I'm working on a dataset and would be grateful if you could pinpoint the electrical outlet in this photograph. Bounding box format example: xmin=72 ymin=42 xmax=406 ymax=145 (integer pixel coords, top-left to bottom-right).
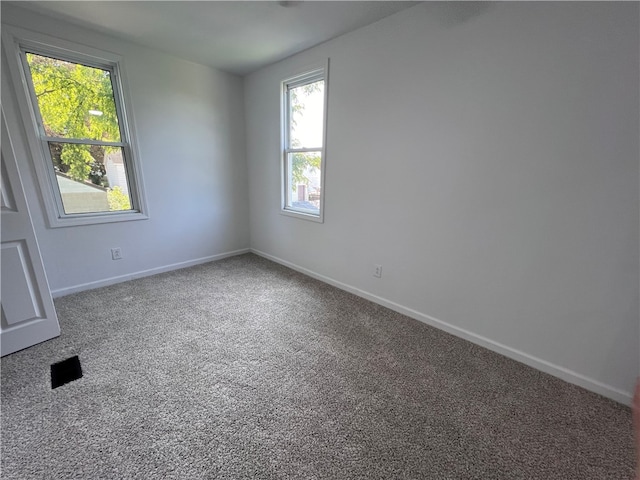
xmin=111 ymin=247 xmax=122 ymax=260
xmin=373 ymin=264 xmax=382 ymax=278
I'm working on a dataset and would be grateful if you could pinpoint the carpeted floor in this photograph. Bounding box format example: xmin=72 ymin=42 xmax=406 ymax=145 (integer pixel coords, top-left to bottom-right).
xmin=1 ymin=253 xmax=634 ymax=479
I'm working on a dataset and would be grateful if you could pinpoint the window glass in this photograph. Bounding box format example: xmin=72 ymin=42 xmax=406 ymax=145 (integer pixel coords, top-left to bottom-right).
xmin=26 ymin=53 xmax=121 ymax=142
xmin=286 ymin=151 xmax=322 ymax=214
xmin=25 ymin=52 xmax=132 ymax=214
xmin=288 ymin=80 xmax=324 ymax=149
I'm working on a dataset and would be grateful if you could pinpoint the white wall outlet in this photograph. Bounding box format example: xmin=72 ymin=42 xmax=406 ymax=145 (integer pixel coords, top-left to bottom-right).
xmin=373 ymin=264 xmax=382 ymax=278
xmin=111 ymin=247 xmax=122 ymax=260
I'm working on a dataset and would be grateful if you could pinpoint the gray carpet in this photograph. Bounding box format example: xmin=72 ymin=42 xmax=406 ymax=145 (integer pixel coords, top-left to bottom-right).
xmin=1 ymin=253 xmax=634 ymax=479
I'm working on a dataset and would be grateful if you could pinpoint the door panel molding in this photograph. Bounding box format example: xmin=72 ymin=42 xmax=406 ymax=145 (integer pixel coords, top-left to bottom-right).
xmin=1 ymin=240 xmax=44 ymax=325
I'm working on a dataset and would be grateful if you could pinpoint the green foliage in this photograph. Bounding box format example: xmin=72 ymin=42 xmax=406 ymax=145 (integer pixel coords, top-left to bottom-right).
xmin=26 ymin=53 xmax=120 ymax=183
xmin=60 ymin=144 xmax=93 ymax=180
xmin=291 ymin=152 xmax=321 ymax=188
xmin=107 ymin=186 xmax=131 ymax=211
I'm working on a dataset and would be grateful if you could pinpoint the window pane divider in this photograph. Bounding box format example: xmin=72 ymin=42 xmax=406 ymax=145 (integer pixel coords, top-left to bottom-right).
xmin=43 ymin=136 xmax=126 ymax=148
xmin=284 ymin=147 xmax=322 ymax=154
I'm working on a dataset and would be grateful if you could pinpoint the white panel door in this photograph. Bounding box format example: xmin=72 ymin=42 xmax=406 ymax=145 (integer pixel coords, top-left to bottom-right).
xmin=1 ymin=108 xmax=60 ymax=356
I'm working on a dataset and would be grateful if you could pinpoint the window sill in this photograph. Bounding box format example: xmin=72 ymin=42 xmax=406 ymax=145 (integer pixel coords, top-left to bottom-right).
xmin=280 ymin=208 xmax=324 ymax=223
xmin=48 ymin=210 xmax=149 ymax=228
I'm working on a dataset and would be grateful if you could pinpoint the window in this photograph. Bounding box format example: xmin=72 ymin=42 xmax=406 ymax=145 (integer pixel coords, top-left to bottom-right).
xmin=282 ymin=63 xmax=328 ymax=222
xmin=2 ymin=27 xmax=147 ymax=227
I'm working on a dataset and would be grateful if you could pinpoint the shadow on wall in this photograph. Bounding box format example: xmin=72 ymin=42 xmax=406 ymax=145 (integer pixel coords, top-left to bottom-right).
xmin=424 ymin=1 xmax=495 ymax=28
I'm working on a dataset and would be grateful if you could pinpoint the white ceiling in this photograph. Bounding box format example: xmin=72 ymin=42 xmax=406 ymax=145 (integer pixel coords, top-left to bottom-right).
xmin=10 ymin=1 xmax=419 ymax=75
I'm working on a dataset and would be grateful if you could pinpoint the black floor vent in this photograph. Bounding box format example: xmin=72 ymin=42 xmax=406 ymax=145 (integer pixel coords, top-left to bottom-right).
xmin=51 ymin=356 xmax=83 ymax=389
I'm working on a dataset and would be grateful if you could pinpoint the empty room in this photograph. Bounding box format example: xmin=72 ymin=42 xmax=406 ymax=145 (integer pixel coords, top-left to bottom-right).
xmin=1 ymin=1 xmax=638 ymax=478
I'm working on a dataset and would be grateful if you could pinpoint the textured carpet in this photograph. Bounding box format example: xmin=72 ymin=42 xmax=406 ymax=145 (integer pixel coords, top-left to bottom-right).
xmin=0 ymin=253 xmax=634 ymax=479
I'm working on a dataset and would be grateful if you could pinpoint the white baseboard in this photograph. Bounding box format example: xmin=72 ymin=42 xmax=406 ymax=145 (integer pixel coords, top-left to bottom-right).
xmin=51 ymin=248 xmax=251 ymax=298
xmin=251 ymin=248 xmax=632 ymax=406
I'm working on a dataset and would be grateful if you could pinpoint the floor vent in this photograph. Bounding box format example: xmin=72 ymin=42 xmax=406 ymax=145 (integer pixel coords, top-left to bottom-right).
xmin=51 ymin=356 xmax=83 ymax=389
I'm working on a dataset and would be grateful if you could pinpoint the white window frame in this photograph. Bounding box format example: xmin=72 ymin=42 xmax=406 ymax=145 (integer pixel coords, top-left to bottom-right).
xmin=2 ymin=25 xmax=148 ymax=228
xmin=281 ymin=60 xmax=329 ymax=223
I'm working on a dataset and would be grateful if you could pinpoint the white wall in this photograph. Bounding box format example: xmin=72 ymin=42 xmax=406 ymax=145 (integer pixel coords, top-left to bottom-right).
xmin=245 ymin=2 xmax=639 ymax=403
xmin=1 ymin=5 xmax=250 ymax=294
